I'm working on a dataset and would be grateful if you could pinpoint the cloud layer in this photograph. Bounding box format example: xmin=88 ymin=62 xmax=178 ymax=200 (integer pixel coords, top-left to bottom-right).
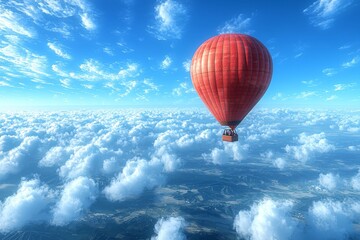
xmin=0 ymin=108 xmax=359 ymax=237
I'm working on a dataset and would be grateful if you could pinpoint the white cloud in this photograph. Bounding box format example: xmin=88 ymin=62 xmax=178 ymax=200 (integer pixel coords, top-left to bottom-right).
xmin=143 ymin=79 xmax=159 ymax=94
xmin=342 ymin=56 xmax=359 ymax=68
xmin=272 ymin=92 xmax=284 ymax=100
xmin=151 ymin=216 xmax=186 ymax=240
xmin=60 ymin=78 xmax=72 ymax=89
xmin=39 ymin=146 xmax=70 ymax=167
xmin=103 ymin=158 xmax=165 ymax=201
xmin=82 ymin=84 xmax=93 ymax=89
xmin=307 ymin=199 xmax=353 ymax=239
xmin=303 ymin=0 xmax=353 ymax=29
xmin=1 ymin=109 xmax=359 ymax=235
xmin=217 ymin=14 xmax=252 ymax=34
xmin=118 ymin=63 xmax=139 ymax=79
xmin=80 ymin=12 xmax=96 ymax=31
xmin=334 ymin=83 xmax=354 ymax=91
xmin=285 ymin=132 xmax=334 ymax=162
xmin=296 ymin=91 xmax=316 ymax=99
xmin=160 ymin=55 xmax=172 ymax=69
xmin=5 ymin=0 xmax=96 ymax=35
xmin=58 ymin=144 xmax=103 ymax=180
xmin=0 ymin=178 xmax=54 ymax=232
xmin=326 ymin=95 xmax=337 ymax=101
xmin=274 ymin=157 xmax=286 ymax=170
xmin=149 ymin=0 xmax=188 ymax=40
xmin=246 ymin=123 xmax=282 ymax=141
xmin=322 ymin=67 xmax=337 ymax=76
xmin=0 ymin=136 xmax=40 ymax=179
xmin=52 ymin=176 xmax=98 ymax=226
xmin=350 ymin=169 xmax=360 ymax=190
xmin=203 ymin=142 xmax=248 ymax=165
xmin=182 ymin=59 xmax=191 ymax=72
xmin=172 ymin=82 xmax=194 ymax=96
xmin=64 ymin=59 xmax=140 ymax=83
xmin=38 ymin=0 xmax=95 ymax=31
xmin=47 ymin=42 xmax=71 ymax=59
xmin=0 ymin=8 xmax=35 ymax=38
xmin=318 ymin=173 xmax=340 ymax=190
xmin=234 ymin=197 xmax=360 ymax=240
xmin=0 ymin=44 xmax=49 ymax=78
xmin=0 ymin=81 xmax=13 ymax=87
xmin=233 ymin=198 xmax=297 ymax=240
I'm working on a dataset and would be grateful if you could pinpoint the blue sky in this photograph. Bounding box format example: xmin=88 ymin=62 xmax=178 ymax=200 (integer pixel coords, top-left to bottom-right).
xmin=0 ymin=0 xmax=359 ymax=109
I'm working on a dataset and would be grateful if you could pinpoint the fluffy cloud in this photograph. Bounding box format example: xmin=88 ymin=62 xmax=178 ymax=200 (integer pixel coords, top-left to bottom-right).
xmin=285 ymin=132 xmax=334 ymax=162
xmin=203 ymin=142 xmax=248 ymax=165
xmin=235 ymin=197 xmax=360 ymax=240
xmin=260 ymin=151 xmax=286 ymax=170
xmin=233 ymin=198 xmax=297 ymax=240
xmin=0 ymin=136 xmax=41 ymax=179
xmin=273 ymin=157 xmax=286 ymax=170
xmin=151 ymin=216 xmax=186 ymax=240
xmin=52 ymin=176 xmax=98 ymax=226
xmin=148 ymin=0 xmax=188 ymax=40
xmin=307 ymin=200 xmax=354 ymax=239
xmin=103 ymin=158 xmax=165 ymax=201
xmin=58 ymin=143 xmax=102 ymax=180
xmin=350 ymin=169 xmax=360 ymax=190
xmin=318 ymin=172 xmax=340 ymax=190
xmin=38 ymin=146 xmax=70 ymax=167
xmin=0 ymin=178 xmax=54 ymax=233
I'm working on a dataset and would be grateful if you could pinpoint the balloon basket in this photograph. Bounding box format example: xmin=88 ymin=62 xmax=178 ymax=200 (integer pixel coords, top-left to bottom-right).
xmin=222 ymin=134 xmax=238 ymax=142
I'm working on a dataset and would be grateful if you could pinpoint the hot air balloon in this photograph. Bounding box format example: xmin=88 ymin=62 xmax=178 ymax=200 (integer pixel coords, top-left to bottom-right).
xmin=190 ymin=33 xmax=273 ymax=142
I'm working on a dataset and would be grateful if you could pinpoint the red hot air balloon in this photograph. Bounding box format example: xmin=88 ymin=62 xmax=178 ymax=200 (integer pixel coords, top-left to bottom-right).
xmin=190 ymin=34 xmax=273 ymax=142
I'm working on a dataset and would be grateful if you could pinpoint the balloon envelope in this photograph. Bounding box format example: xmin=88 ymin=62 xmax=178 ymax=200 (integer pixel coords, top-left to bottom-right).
xmin=190 ymin=34 xmax=273 ymax=130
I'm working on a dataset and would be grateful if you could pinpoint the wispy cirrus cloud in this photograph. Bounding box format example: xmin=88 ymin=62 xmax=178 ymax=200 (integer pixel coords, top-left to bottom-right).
xmin=342 ymin=56 xmax=359 ymax=68
xmin=47 ymin=42 xmax=71 ymax=59
xmin=80 ymin=12 xmax=96 ymax=31
xmin=322 ymin=67 xmax=337 ymax=76
xmin=0 ymin=81 xmax=13 ymax=87
xmin=52 ymin=59 xmax=140 ymax=82
xmin=0 ymin=7 xmax=35 ymax=38
xmin=148 ymin=0 xmax=188 ymax=40
xmin=334 ymin=83 xmax=355 ymax=91
xmin=217 ymin=14 xmax=252 ymax=34
xmin=5 ymin=0 xmax=96 ymax=34
xmin=326 ymin=95 xmax=337 ymax=101
xmin=0 ymin=44 xmax=49 ymax=78
xmin=303 ymin=0 xmax=353 ymax=29
xmin=296 ymin=91 xmax=316 ymax=99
